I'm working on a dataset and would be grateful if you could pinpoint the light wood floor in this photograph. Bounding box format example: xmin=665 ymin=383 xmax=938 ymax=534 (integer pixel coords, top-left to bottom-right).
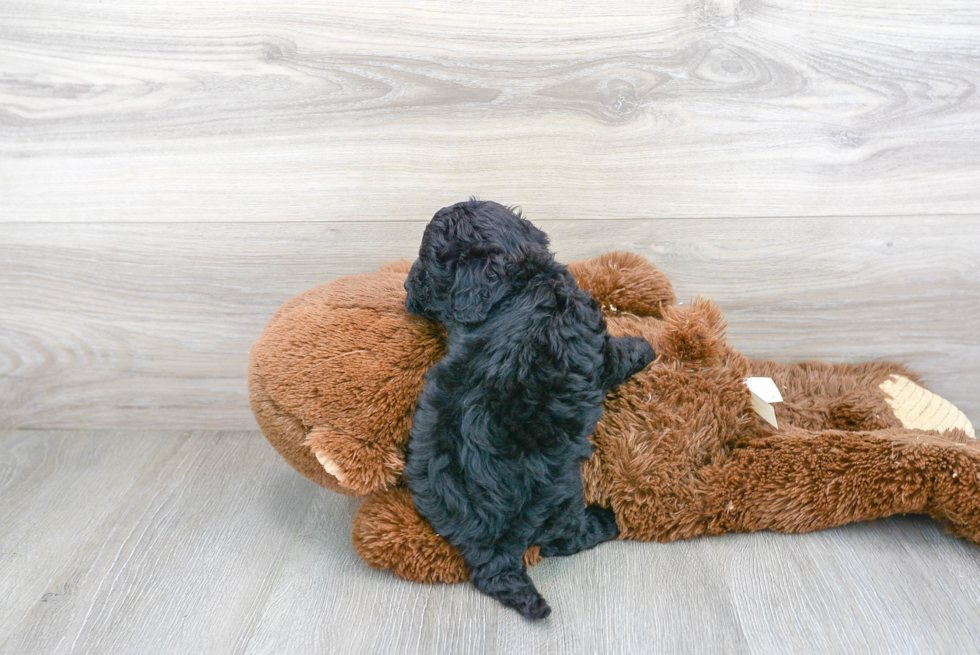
xmin=3 ymin=429 xmax=980 ymax=655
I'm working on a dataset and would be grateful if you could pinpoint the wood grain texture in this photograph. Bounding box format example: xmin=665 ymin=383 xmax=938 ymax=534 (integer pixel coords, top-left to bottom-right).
xmin=0 ymin=431 xmax=172 ymax=645
xmin=712 ymin=519 xmax=980 ymax=653
xmin=244 ymin=514 xmax=750 ymax=655
xmin=2 ymin=0 xmax=979 ymax=222
xmin=2 ymin=430 xmax=980 ymax=654
xmin=0 ymin=430 xmax=314 ymax=655
xmin=2 ymin=217 xmax=977 ymax=430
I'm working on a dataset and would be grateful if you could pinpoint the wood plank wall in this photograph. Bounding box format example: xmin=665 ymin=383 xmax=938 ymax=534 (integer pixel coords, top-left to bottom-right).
xmin=2 ymin=0 xmax=979 ymax=429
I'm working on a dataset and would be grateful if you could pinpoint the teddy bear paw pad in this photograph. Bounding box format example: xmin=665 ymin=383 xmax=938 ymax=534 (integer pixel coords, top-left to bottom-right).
xmin=880 ymin=375 xmax=975 ymax=438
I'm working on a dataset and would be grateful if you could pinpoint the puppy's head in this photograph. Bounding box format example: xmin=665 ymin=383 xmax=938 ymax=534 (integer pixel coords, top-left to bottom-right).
xmin=405 ymin=200 xmax=550 ymax=326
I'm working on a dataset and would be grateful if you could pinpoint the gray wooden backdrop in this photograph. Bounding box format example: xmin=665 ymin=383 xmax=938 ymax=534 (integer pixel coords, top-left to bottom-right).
xmin=2 ymin=0 xmax=979 ymax=430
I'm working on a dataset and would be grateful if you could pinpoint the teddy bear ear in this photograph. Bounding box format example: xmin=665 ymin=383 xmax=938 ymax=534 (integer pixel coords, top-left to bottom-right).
xmin=657 ymin=296 xmax=728 ymax=368
xmin=568 ymin=251 xmax=676 ymax=318
xmin=304 ymin=426 xmax=408 ymax=495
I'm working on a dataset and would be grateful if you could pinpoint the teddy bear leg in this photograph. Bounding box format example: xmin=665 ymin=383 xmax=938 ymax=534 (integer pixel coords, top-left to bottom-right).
xmin=877 ymin=373 xmax=976 ymax=438
xmin=696 ymin=426 xmax=980 ymax=546
xmin=748 ymin=360 xmax=975 ymax=438
xmin=351 ymin=487 xmax=543 ymax=585
xmin=351 ymin=487 xmax=469 ymax=584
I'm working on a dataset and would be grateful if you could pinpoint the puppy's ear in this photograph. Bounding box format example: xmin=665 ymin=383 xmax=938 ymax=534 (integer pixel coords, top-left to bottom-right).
xmin=449 ymin=255 xmax=508 ymax=325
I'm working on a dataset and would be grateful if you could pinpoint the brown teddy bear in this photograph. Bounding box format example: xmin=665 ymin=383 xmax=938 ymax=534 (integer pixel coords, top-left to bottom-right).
xmin=249 ymin=252 xmax=978 ymax=584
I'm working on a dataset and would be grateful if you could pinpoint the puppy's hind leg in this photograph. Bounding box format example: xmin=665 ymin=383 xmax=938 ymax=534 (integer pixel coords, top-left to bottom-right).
xmin=601 ymin=335 xmax=656 ymax=391
xmin=463 ymin=545 xmax=551 ymax=620
xmin=537 ymin=502 xmax=620 ymax=558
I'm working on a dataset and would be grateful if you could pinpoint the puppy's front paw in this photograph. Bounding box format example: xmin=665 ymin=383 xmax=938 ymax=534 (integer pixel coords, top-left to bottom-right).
xmin=586 ymin=504 xmax=620 ymax=542
xmin=623 ymin=336 xmax=656 ymax=377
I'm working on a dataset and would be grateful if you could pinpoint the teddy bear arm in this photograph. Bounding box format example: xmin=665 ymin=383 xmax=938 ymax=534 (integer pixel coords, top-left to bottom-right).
xmin=692 ymin=426 xmax=980 ymax=545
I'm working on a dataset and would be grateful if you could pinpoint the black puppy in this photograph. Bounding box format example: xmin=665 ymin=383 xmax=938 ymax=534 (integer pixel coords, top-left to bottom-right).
xmin=403 ymin=200 xmax=655 ymax=620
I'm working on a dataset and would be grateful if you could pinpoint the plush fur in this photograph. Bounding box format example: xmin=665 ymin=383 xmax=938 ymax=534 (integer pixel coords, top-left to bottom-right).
xmin=248 ymin=247 xmax=979 ymax=614
xmin=402 ymin=201 xmax=654 ymax=619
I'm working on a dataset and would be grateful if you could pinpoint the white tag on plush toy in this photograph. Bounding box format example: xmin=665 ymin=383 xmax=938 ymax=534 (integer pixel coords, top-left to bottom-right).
xmin=744 ymin=377 xmax=783 ymax=428
xmin=745 ymin=377 xmax=783 ymax=403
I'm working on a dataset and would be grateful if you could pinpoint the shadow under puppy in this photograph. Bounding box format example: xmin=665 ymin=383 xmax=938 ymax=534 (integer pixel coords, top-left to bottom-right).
xmin=404 ymin=200 xmax=656 ymax=619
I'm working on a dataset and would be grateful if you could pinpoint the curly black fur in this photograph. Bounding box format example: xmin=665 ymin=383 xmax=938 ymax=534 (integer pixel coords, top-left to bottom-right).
xmin=404 ymin=200 xmax=656 ymax=620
